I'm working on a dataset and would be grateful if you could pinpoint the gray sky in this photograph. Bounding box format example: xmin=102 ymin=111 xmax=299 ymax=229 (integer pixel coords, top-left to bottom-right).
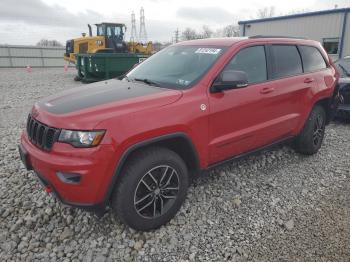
xmin=0 ymin=0 xmax=348 ymax=45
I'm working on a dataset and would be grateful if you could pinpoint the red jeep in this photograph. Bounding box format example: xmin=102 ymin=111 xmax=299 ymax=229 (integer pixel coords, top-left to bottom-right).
xmin=19 ymin=37 xmax=339 ymax=230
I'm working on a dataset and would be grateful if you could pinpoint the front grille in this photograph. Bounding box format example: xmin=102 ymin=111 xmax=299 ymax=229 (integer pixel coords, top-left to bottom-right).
xmin=78 ymin=42 xmax=88 ymax=53
xmin=65 ymin=39 xmax=74 ymax=54
xmin=26 ymin=115 xmax=60 ymax=151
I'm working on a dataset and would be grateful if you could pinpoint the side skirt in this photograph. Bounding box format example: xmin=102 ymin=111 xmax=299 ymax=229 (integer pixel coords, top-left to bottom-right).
xmin=201 ymin=136 xmax=294 ymax=174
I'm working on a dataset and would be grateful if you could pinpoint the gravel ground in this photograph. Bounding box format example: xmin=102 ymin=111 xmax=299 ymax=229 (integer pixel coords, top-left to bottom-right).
xmin=0 ymin=68 xmax=349 ymax=262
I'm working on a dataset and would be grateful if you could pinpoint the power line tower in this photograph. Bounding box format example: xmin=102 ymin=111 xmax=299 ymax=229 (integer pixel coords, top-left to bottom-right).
xmin=130 ymin=11 xmax=137 ymax=42
xmin=139 ymin=7 xmax=147 ymax=43
xmin=174 ymin=28 xmax=179 ymax=43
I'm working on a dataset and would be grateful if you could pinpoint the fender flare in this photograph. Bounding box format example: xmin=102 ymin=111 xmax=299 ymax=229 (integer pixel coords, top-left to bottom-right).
xmin=102 ymin=132 xmax=200 ymax=204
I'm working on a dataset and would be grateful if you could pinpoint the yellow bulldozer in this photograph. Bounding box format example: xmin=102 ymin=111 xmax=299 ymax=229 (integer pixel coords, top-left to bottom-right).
xmin=64 ymin=22 xmax=153 ymax=64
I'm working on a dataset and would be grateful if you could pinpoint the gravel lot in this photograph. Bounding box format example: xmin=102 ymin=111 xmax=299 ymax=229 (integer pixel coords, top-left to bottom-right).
xmin=0 ymin=68 xmax=349 ymax=261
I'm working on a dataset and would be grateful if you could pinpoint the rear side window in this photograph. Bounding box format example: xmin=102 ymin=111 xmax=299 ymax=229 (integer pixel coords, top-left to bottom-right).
xmin=299 ymin=45 xmax=327 ymax=72
xmin=225 ymin=46 xmax=267 ymax=84
xmin=271 ymin=45 xmax=303 ymax=79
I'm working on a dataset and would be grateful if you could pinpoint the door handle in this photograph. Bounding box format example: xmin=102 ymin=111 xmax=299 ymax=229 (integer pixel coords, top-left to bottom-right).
xmin=304 ymin=78 xmax=314 ymax=83
xmin=260 ymin=87 xmax=275 ymax=94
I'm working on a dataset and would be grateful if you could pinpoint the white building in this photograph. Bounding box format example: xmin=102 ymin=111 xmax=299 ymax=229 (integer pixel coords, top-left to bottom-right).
xmin=239 ymin=8 xmax=350 ymax=60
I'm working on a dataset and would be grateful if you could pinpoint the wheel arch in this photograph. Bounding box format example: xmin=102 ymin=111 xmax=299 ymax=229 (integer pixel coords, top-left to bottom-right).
xmin=103 ymin=132 xmax=200 ymax=204
xmin=314 ymin=97 xmax=334 ymax=125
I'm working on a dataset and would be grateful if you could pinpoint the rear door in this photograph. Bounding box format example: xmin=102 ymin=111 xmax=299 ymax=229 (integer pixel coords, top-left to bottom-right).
xmin=298 ymin=45 xmax=332 ymax=108
xmin=266 ymin=44 xmax=316 ymax=134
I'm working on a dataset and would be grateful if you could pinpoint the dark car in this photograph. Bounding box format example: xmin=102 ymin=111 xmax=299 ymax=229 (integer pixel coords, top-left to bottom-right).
xmin=334 ymin=56 xmax=350 ymax=118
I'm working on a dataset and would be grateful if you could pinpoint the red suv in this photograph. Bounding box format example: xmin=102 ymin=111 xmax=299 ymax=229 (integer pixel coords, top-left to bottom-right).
xmin=19 ymin=37 xmax=339 ymax=230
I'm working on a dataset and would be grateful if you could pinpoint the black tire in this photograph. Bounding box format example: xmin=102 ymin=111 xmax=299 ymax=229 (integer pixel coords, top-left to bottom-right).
xmin=294 ymin=105 xmax=326 ymax=155
xmin=111 ymin=147 xmax=189 ymax=231
xmin=73 ymin=75 xmax=81 ymax=81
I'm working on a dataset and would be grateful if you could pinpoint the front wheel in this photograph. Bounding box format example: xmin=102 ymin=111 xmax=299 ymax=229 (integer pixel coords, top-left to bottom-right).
xmin=111 ymin=147 xmax=189 ymax=231
xmin=294 ymin=105 xmax=326 ymax=155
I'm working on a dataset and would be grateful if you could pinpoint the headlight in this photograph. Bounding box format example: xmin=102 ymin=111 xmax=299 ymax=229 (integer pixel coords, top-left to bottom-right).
xmin=58 ymin=130 xmax=105 ymax=148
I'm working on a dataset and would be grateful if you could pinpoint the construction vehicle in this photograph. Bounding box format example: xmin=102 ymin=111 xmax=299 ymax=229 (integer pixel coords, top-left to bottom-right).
xmin=64 ymin=22 xmax=153 ymax=64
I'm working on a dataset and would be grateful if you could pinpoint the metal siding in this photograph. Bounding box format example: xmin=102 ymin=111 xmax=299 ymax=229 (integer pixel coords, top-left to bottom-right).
xmin=10 ymin=47 xmax=42 ymax=57
xmin=0 ymin=45 xmax=66 ymax=67
xmin=0 ymin=46 xmax=10 ymax=56
xmin=43 ymin=58 xmax=66 ymax=67
xmin=0 ymin=57 xmax=11 ymax=67
xmin=342 ymin=13 xmax=350 ymax=57
xmin=244 ymin=13 xmax=343 ymax=43
xmin=42 ymin=48 xmax=65 ymax=57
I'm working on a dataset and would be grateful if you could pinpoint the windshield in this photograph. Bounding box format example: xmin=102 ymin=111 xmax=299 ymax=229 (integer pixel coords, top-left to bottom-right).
xmin=126 ymin=45 xmax=226 ymax=89
xmin=335 ymin=58 xmax=350 ymax=78
xmin=97 ymin=25 xmax=104 ymax=36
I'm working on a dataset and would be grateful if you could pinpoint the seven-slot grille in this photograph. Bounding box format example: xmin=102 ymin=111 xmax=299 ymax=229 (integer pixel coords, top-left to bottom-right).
xmin=26 ymin=115 xmax=60 ymax=151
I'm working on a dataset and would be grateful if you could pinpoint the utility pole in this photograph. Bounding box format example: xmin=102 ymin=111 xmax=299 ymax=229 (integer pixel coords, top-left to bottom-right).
xmin=130 ymin=11 xmax=137 ymax=42
xmin=139 ymin=7 xmax=147 ymax=43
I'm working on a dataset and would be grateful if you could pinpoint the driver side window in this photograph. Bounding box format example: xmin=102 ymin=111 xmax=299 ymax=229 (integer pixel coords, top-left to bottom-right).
xmin=225 ymin=46 xmax=267 ymax=84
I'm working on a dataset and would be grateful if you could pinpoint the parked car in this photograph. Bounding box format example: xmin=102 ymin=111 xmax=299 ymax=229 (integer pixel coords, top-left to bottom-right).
xmin=334 ymin=56 xmax=350 ymax=118
xmin=19 ymin=37 xmax=339 ymax=231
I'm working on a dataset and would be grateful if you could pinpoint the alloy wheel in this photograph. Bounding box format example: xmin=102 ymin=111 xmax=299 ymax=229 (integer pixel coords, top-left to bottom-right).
xmin=313 ymin=114 xmax=324 ymax=146
xmin=134 ymin=165 xmax=180 ymax=219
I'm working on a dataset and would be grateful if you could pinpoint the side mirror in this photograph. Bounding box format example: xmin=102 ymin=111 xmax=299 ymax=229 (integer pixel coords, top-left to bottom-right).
xmin=211 ymin=70 xmax=248 ymax=93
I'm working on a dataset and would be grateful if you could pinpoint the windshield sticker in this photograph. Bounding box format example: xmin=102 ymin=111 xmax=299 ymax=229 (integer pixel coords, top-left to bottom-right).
xmin=195 ymin=48 xmax=221 ymax=55
xmin=177 ymin=79 xmax=191 ymax=86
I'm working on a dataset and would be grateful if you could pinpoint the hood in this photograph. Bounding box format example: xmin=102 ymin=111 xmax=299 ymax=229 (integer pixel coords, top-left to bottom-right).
xmin=38 ymin=79 xmax=179 ymax=114
xmin=33 ymin=79 xmax=182 ymax=129
xmin=338 ymin=77 xmax=350 ymax=84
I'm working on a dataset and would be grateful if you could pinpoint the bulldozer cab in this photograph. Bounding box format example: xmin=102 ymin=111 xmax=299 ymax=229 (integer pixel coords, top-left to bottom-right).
xmin=94 ymin=23 xmax=127 ymax=53
xmin=95 ymin=23 xmax=125 ymax=39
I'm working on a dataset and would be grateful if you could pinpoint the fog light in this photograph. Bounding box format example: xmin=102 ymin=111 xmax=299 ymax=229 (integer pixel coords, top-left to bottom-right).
xmin=56 ymin=172 xmax=81 ymax=184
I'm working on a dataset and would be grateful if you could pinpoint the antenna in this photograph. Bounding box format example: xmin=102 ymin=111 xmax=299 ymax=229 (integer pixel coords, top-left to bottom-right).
xmin=130 ymin=11 xmax=137 ymax=42
xmin=139 ymin=7 xmax=147 ymax=43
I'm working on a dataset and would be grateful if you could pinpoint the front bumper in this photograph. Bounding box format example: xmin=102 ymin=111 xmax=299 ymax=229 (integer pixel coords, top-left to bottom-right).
xmin=337 ymin=103 xmax=350 ymax=118
xmin=20 ymin=131 xmax=116 ymax=207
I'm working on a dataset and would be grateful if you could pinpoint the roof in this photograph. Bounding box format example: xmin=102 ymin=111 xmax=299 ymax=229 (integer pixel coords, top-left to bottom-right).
xmin=176 ymin=36 xmax=317 ymax=47
xmin=95 ymin=22 xmax=126 ymax=26
xmin=238 ymin=7 xmax=350 ymax=25
xmin=177 ymin=37 xmax=248 ymax=47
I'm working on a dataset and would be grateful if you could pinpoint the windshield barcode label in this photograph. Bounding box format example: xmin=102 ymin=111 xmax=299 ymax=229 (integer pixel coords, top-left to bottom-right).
xmin=195 ymin=48 xmax=221 ymax=54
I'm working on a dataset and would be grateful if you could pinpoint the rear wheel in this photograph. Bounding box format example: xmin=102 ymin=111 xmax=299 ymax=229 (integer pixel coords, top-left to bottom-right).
xmin=294 ymin=105 xmax=326 ymax=155
xmin=111 ymin=147 xmax=189 ymax=231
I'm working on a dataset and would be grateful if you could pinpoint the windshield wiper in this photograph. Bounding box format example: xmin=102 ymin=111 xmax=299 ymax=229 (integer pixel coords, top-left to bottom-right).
xmin=133 ymin=78 xmax=161 ymax=87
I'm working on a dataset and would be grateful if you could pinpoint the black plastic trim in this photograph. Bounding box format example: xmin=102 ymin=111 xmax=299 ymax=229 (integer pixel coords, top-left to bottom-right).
xmin=103 ymin=132 xmax=200 ymax=204
xmin=34 ymin=171 xmax=106 ymax=215
xmin=203 ymin=136 xmax=294 ymax=173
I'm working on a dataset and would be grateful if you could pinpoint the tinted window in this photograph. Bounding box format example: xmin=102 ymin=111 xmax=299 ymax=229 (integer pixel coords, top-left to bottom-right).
xmin=299 ymin=46 xmax=327 ymax=72
xmin=225 ymin=46 xmax=267 ymax=84
xmin=271 ymin=45 xmax=302 ymax=78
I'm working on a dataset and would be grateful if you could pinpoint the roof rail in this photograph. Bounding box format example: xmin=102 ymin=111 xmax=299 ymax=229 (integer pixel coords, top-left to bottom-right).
xmin=249 ymin=35 xmax=307 ymax=40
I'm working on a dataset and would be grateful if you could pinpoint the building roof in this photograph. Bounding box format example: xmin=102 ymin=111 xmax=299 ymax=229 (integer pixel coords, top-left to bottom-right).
xmin=238 ymin=7 xmax=350 ymax=25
